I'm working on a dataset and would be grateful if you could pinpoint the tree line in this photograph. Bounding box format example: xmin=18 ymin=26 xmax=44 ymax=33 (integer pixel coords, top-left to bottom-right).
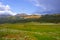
xmin=0 ymin=14 xmax=60 ymax=24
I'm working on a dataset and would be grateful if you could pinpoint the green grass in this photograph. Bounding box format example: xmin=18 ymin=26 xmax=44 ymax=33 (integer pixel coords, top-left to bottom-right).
xmin=0 ymin=22 xmax=60 ymax=40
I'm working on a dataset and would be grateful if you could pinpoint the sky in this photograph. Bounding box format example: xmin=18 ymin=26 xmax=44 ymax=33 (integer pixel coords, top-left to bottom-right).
xmin=0 ymin=0 xmax=60 ymax=15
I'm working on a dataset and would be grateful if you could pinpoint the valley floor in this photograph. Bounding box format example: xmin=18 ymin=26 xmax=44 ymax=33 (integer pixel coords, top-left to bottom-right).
xmin=0 ymin=22 xmax=60 ymax=40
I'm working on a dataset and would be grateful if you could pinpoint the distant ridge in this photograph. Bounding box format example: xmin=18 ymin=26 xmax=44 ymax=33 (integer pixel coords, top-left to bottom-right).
xmin=0 ymin=13 xmax=12 ymax=17
xmin=15 ymin=13 xmax=41 ymax=19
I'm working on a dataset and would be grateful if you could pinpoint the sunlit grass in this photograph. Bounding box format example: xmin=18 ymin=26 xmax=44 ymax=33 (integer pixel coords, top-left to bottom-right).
xmin=0 ymin=22 xmax=60 ymax=40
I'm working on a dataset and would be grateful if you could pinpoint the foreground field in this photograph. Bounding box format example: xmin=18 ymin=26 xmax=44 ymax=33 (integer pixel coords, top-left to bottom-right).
xmin=0 ymin=22 xmax=60 ymax=40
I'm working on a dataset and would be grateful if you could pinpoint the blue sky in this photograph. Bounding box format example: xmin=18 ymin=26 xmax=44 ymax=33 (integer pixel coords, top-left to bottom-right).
xmin=0 ymin=0 xmax=60 ymax=15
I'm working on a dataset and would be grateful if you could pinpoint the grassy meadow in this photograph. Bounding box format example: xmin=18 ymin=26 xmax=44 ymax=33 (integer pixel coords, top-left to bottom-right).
xmin=0 ymin=22 xmax=60 ymax=40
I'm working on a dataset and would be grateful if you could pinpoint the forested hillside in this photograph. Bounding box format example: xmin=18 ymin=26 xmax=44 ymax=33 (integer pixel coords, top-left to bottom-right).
xmin=0 ymin=13 xmax=60 ymax=24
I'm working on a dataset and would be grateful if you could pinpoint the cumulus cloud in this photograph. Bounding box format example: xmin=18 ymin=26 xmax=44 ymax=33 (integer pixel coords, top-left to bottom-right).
xmin=0 ymin=2 xmax=17 ymax=15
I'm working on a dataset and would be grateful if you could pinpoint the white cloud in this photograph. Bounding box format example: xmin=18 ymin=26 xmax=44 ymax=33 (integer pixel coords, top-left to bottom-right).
xmin=28 ymin=0 xmax=54 ymax=14
xmin=5 ymin=5 xmax=10 ymax=11
xmin=0 ymin=2 xmax=17 ymax=15
xmin=28 ymin=0 xmax=47 ymax=10
xmin=29 ymin=0 xmax=40 ymax=6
